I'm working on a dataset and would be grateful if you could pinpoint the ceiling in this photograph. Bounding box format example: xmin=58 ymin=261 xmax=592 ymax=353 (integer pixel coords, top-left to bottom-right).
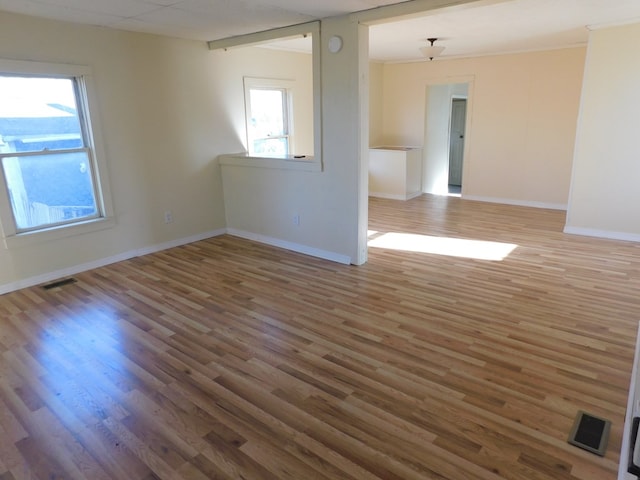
xmin=370 ymin=0 xmax=640 ymax=62
xmin=0 ymin=0 xmax=402 ymax=42
xmin=1 ymin=0 xmax=640 ymax=61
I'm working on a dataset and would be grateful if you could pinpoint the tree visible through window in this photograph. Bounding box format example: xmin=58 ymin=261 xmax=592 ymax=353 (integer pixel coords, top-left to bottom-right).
xmin=0 ymin=75 xmax=101 ymax=232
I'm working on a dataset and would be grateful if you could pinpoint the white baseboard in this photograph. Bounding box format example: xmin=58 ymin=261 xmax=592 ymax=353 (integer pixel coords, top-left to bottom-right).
xmin=464 ymin=195 xmax=568 ymax=211
xmin=369 ymin=191 xmax=422 ymax=201
xmin=0 ymin=228 xmax=226 ymax=295
xmin=563 ymin=226 xmax=640 ymax=243
xmin=369 ymin=192 xmax=406 ymax=200
xmin=133 ymin=228 xmax=226 ymax=257
xmin=226 ymin=228 xmax=352 ymax=265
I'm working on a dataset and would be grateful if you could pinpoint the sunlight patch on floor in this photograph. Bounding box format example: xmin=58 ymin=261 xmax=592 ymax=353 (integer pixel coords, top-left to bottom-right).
xmin=368 ymin=232 xmax=517 ymax=261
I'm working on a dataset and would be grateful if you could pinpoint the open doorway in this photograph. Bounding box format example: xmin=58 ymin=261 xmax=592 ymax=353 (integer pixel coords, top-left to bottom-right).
xmin=423 ymin=81 xmax=470 ymax=197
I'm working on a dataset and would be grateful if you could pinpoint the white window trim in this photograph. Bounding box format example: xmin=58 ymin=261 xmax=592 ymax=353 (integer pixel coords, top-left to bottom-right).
xmin=243 ymin=77 xmax=295 ymax=156
xmin=0 ymin=59 xmax=115 ymax=248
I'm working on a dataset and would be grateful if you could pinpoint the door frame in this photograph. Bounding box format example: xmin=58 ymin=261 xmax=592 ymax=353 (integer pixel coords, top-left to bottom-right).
xmin=422 ymin=75 xmax=474 ymax=196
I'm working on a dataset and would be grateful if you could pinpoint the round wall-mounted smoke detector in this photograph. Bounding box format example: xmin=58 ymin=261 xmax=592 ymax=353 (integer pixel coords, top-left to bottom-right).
xmin=328 ymin=35 xmax=343 ymax=53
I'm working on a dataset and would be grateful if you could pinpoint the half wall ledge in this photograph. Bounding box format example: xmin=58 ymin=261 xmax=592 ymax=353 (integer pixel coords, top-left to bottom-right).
xmin=218 ymin=153 xmax=322 ymax=172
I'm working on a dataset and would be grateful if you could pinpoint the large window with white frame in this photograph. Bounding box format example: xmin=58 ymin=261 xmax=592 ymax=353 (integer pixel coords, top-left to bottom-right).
xmin=0 ymin=60 xmax=111 ymax=239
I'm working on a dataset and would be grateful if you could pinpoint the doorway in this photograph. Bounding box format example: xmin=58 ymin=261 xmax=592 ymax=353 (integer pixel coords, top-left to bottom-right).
xmin=422 ymin=81 xmax=470 ymax=196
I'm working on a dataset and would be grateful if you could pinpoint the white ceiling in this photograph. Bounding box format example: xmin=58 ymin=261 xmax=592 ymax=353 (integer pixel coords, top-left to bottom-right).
xmin=1 ymin=0 xmax=640 ymax=61
xmin=370 ymin=0 xmax=640 ymax=62
xmin=0 ymin=0 xmax=402 ymax=42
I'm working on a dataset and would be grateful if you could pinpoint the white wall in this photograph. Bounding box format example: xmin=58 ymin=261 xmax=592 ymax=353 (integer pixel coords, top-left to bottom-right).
xmin=369 ymin=62 xmax=384 ymax=147
xmin=566 ymin=22 xmax=640 ymax=240
xmin=0 ymin=12 xmax=228 ymax=291
xmin=219 ymin=17 xmax=369 ymax=265
xmin=0 ymin=10 xmax=369 ymax=291
xmin=381 ymin=48 xmax=586 ymax=208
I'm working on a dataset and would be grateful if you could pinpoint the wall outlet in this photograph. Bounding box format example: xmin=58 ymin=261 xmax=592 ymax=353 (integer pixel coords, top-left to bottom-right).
xmin=164 ymin=210 xmax=173 ymax=224
xmin=293 ymin=214 xmax=300 ymax=226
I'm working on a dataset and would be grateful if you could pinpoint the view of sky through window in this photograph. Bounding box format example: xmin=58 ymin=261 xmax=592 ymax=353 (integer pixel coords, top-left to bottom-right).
xmin=0 ymin=75 xmax=98 ymax=231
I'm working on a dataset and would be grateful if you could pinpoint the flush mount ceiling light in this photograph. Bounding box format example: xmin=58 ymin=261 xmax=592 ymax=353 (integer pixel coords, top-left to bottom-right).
xmin=420 ymin=37 xmax=445 ymax=61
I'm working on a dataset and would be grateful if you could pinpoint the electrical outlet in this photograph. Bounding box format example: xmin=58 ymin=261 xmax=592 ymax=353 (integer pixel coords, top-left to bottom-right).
xmin=164 ymin=210 xmax=173 ymax=224
xmin=293 ymin=214 xmax=300 ymax=226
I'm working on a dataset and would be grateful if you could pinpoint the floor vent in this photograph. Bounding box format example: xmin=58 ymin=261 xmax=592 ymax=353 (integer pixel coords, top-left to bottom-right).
xmin=42 ymin=278 xmax=77 ymax=290
xmin=568 ymin=410 xmax=611 ymax=456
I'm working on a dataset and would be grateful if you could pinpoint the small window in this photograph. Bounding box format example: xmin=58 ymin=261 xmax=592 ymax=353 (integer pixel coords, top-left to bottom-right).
xmin=244 ymin=78 xmax=294 ymax=157
xmin=0 ymin=73 xmax=104 ymax=234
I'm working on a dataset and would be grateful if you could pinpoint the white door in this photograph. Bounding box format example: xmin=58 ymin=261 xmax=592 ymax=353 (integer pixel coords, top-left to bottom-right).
xmin=448 ymin=98 xmax=467 ymax=186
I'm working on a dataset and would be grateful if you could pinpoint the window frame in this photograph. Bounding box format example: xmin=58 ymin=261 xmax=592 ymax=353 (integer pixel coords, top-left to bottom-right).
xmin=243 ymin=77 xmax=295 ymax=157
xmin=0 ymin=59 xmax=114 ymax=246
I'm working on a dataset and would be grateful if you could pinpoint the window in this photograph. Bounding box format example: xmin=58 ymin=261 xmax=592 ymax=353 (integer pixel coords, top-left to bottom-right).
xmin=244 ymin=78 xmax=293 ymax=157
xmin=0 ymin=61 xmax=111 ymax=239
xmin=209 ymin=21 xmax=321 ymax=164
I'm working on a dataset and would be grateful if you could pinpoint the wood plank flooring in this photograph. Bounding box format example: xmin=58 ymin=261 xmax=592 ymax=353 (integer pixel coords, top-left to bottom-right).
xmin=1 ymin=194 xmax=639 ymax=479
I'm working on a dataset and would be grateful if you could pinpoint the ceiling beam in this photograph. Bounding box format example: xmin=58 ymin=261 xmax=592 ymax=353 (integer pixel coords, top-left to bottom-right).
xmin=207 ymin=21 xmax=319 ymax=50
xmin=351 ymin=0 xmax=511 ymax=25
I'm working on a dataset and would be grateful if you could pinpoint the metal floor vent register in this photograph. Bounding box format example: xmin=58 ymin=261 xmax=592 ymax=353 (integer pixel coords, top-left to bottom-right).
xmin=567 ymin=410 xmax=611 ymax=456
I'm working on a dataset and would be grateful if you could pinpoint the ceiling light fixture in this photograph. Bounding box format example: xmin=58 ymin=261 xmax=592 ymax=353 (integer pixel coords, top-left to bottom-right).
xmin=420 ymin=37 xmax=445 ymax=61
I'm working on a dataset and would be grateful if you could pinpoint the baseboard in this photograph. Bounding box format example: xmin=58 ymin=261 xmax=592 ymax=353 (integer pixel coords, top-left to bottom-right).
xmin=369 ymin=192 xmax=407 ymax=201
xmin=563 ymin=226 xmax=640 ymax=243
xmin=134 ymin=229 xmax=226 ymax=257
xmin=226 ymin=228 xmax=352 ymax=265
xmin=369 ymin=191 xmax=422 ymax=201
xmin=463 ymin=195 xmax=568 ymax=211
xmin=0 ymin=228 xmax=226 ymax=295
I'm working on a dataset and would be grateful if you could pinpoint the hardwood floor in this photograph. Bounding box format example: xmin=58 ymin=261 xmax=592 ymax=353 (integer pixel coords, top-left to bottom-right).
xmin=1 ymin=194 xmax=639 ymax=479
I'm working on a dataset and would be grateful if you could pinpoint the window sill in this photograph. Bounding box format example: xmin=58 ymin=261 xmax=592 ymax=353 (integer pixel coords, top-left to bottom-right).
xmin=218 ymin=153 xmax=322 ymax=172
xmin=3 ymin=216 xmax=116 ymax=249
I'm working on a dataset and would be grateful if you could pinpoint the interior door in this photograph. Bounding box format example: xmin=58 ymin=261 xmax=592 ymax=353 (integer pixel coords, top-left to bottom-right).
xmin=448 ymin=98 xmax=467 ymax=186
